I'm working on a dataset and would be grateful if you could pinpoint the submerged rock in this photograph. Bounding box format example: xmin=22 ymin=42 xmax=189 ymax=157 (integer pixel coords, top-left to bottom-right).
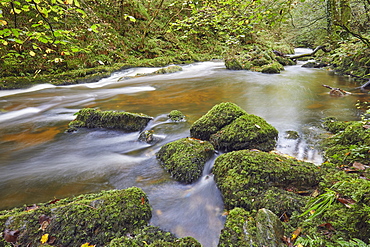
xmin=190 ymin=102 xmax=278 ymax=152
xmin=212 ymin=150 xmax=322 ymax=215
xmin=168 ymin=110 xmax=186 ymax=122
xmin=68 ymin=108 xmax=153 ymax=132
xmin=0 ymin=188 xmax=152 ymax=246
xmin=156 ymin=137 xmax=215 ymax=183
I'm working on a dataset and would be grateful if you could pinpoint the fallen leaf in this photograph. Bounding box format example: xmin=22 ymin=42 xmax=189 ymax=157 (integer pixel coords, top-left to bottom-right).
xmin=291 ymin=227 xmax=302 ymax=241
xmin=48 ymin=198 xmax=60 ymax=205
xmin=311 ymin=189 xmax=320 ymax=197
xmin=353 ymin=162 xmax=366 ymax=170
xmin=40 ymin=233 xmax=49 ymax=244
xmin=337 ymin=197 xmax=356 ymax=208
xmin=318 ymin=222 xmax=336 ymax=231
xmin=141 ymin=197 xmax=145 ymax=205
xmin=48 ymin=236 xmax=56 ymax=244
xmin=81 ymin=243 xmax=95 ymax=247
xmin=3 ymin=229 xmax=20 ymax=243
xmin=363 ymin=125 xmax=370 ymax=129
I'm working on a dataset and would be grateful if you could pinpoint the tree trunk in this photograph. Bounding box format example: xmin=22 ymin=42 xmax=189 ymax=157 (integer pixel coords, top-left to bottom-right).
xmin=288 ymin=46 xmax=331 ymax=59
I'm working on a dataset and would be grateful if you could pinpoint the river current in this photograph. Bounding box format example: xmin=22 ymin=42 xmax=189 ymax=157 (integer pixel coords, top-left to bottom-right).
xmin=1 ymin=49 xmax=369 ymax=246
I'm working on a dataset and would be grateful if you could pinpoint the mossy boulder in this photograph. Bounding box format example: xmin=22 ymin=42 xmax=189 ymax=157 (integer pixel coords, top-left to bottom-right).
xmin=322 ymin=118 xmax=370 ymax=165
xmin=152 ymin=65 xmax=183 ymax=74
xmin=190 ymin=102 xmax=278 ymax=152
xmin=0 ymin=188 xmax=152 ymax=247
xmin=68 ymin=108 xmax=153 ymax=132
xmin=261 ymin=62 xmax=285 ymax=74
xmin=168 ymin=110 xmax=185 ymax=122
xmin=156 ymin=138 xmax=215 ymax=183
xmin=212 ymin=150 xmax=322 ymax=216
xmin=218 ymin=207 xmax=285 ymax=247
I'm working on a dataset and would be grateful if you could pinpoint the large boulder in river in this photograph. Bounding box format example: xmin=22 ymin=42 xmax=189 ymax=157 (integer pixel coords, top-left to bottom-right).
xmin=0 ymin=188 xmax=152 ymax=246
xmin=190 ymin=102 xmax=278 ymax=152
xmin=68 ymin=108 xmax=153 ymax=132
xmin=212 ymin=150 xmax=322 ymax=216
xmin=156 ymin=138 xmax=215 ymax=184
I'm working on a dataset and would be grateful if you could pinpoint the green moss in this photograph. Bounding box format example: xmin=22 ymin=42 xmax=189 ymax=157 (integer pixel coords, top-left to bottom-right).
xmin=0 ymin=188 xmax=152 ymax=247
xmin=212 ymin=150 xmax=322 ymax=216
xmin=190 ymin=102 xmax=248 ymax=140
xmin=209 ymin=114 xmax=278 ymax=152
xmin=261 ymin=62 xmax=285 ymax=74
xmin=168 ymin=110 xmax=185 ymax=122
xmin=218 ymin=207 xmax=257 ymax=247
xmin=322 ymin=120 xmax=370 ymax=165
xmin=156 ymin=137 xmax=215 ymax=183
xmin=322 ymin=117 xmax=352 ymax=134
xmin=68 ymin=108 xmax=153 ymax=132
xmin=153 ymin=65 xmax=183 ymax=74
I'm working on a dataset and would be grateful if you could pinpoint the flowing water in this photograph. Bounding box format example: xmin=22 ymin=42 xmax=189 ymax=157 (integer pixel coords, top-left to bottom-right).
xmin=1 ymin=48 xmax=369 ymax=246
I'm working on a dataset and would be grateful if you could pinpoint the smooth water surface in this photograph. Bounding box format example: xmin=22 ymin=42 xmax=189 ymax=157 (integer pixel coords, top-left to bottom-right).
xmin=1 ymin=49 xmax=369 ymax=246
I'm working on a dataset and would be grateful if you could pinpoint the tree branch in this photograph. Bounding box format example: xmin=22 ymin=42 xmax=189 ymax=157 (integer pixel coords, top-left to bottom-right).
xmin=31 ymin=0 xmax=56 ymax=43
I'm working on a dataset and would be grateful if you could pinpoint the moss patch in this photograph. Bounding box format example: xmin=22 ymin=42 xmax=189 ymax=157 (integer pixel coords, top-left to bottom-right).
xmin=156 ymin=137 xmax=215 ymax=183
xmin=68 ymin=108 xmax=153 ymax=132
xmin=190 ymin=102 xmax=278 ymax=152
xmin=0 ymin=188 xmax=152 ymax=246
xmin=322 ymin=118 xmax=370 ymax=165
xmin=212 ymin=150 xmax=322 ymax=216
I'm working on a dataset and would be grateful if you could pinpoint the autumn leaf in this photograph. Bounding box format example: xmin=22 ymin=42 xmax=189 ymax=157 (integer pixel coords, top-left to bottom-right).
xmin=26 ymin=204 xmax=39 ymax=211
xmin=40 ymin=233 xmax=49 ymax=244
xmin=3 ymin=229 xmax=20 ymax=243
xmin=352 ymin=161 xmax=366 ymax=170
xmin=81 ymin=243 xmax=95 ymax=247
xmin=318 ymin=222 xmax=336 ymax=231
xmin=337 ymin=197 xmax=356 ymax=208
xmin=141 ymin=197 xmax=145 ymax=205
xmin=291 ymin=227 xmax=301 ymax=240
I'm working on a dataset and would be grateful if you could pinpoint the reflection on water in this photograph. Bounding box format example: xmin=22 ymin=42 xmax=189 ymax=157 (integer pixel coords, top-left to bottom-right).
xmin=0 ymin=57 xmax=369 ymax=246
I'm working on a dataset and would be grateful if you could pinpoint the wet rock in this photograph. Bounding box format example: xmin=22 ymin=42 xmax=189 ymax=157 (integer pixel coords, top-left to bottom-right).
xmin=0 ymin=188 xmax=152 ymax=246
xmin=261 ymin=61 xmax=285 ymax=74
xmin=67 ymin=108 xmax=153 ymax=132
xmin=212 ymin=150 xmax=322 ymax=216
xmin=152 ymin=65 xmax=183 ymax=74
xmin=156 ymin=137 xmax=215 ymax=184
xmin=168 ymin=110 xmax=185 ymax=122
xmin=255 ymin=208 xmax=285 ymax=247
xmin=284 ymin=130 xmax=300 ymax=139
xmin=190 ymin=102 xmax=278 ymax=152
xmin=139 ymin=130 xmax=155 ymax=143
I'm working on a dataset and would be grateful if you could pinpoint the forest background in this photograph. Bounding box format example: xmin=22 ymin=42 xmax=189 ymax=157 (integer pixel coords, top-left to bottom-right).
xmin=0 ymin=0 xmax=369 ymax=89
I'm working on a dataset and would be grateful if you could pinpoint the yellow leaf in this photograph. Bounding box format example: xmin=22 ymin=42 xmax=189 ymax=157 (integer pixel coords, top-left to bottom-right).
xmin=30 ymin=51 xmax=36 ymax=56
xmin=297 ymin=244 xmax=304 ymax=247
xmin=40 ymin=234 xmax=49 ymax=244
xmin=0 ymin=20 xmax=7 ymax=26
xmin=81 ymin=243 xmax=95 ymax=247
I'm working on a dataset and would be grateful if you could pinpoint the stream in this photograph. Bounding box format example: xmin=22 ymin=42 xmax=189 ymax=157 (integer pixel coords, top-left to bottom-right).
xmin=1 ymin=48 xmax=369 ymax=246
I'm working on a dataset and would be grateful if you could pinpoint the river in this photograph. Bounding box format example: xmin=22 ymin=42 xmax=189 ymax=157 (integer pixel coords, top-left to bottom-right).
xmin=1 ymin=49 xmax=369 ymax=246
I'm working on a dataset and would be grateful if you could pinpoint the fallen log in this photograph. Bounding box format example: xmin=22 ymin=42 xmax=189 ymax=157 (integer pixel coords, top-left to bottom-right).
xmin=322 ymin=84 xmax=351 ymax=96
xmin=355 ymin=79 xmax=370 ymax=90
xmin=288 ymin=46 xmax=331 ymax=60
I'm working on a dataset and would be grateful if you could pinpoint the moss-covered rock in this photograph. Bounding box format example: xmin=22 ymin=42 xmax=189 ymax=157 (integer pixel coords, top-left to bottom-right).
xmin=322 ymin=118 xmax=370 ymax=165
xmin=108 ymin=226 xmax=201 ymax=246
xmin=261 ymin=61 xmax=285 ymax=74
xmin=190 ymin=102 xmax=278 ymax=152
xmin=218 ymin=207 xmax=255 ymax=247
xmin=190 ymin=102 xmax=248 ymax=141
xmin=218 ymin=207 xmax=285 ymax=247
xmin=168 ymin=110 xmax=185 ymax=122
xmin=209 ymin=114 xmax=278 ymax=152
xmin=156 ymin=137 xmax=215 ymax=184
xmin=67 ymin=108 xmax=153 ymax=132
xmin=152 ymin=65 xmax=183 ymax=74
xmin=0 ymin=188 xmax=152 ymax=247
xmin=212 ymin=150 xmax=322 ymax=216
